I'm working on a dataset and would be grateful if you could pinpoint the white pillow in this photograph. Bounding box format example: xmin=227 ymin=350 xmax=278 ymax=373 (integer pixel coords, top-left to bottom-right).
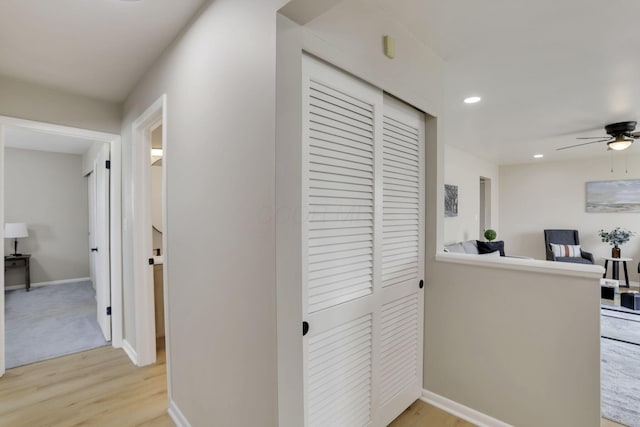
xmin=550 ymin=243 xmax=581 ymax=258
xmin=479 ymin=250 xmax=500 ymax=257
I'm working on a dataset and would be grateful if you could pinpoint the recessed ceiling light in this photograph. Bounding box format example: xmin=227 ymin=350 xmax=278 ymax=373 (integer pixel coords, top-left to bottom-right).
xmin=464 ymin=96 xmax=481 ymax=104
xmin=533 ymin=154 xmax=544 ymax=159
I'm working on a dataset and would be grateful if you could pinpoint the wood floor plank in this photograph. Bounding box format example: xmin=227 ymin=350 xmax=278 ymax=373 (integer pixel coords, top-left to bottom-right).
xmin=389 ymin=399 xmax=476 ymax=427
xmin=389 ymin=399 xmax=625 ymax=427
xmin=0 ymin=343 xmax=173 ymax=427
xmin=0 ymin=344 xmax=625 ymax=427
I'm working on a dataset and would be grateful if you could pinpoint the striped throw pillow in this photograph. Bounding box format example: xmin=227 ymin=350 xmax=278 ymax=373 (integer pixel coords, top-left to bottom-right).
xmin=550 ymin=243 xmax=581 ymax=258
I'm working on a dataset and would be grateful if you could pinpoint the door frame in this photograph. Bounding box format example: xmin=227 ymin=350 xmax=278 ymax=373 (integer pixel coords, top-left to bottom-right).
xmin=130 ymin=94 xmax=169 ymax=372
xmin=0 ymin=115 xmax=123 ymax=376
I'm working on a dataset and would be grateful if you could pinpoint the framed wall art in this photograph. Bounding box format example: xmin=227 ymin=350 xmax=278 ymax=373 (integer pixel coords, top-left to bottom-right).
xmin=586 ymin=179 xmax=640 ymax=213
xmin=445 ymin=184 xmax=458 ymax=217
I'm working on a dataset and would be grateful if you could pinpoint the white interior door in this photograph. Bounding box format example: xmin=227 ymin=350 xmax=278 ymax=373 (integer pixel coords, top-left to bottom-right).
xmin=376 ymin=94 xmax=425 ymax=424
xmin=94 ymin=143 xmax=111 ymax=341
xmin=88 ymin=171 xmax=97 ymax=290
xmin=302 ymin=55 xmax=425 ymax=427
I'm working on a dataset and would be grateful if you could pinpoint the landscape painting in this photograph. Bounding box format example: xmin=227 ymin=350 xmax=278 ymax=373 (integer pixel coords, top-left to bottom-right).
xmin=586 ymin=179 xmax=640 ymax=213
xmin=445 ymin=184 xmax=458 ymax=217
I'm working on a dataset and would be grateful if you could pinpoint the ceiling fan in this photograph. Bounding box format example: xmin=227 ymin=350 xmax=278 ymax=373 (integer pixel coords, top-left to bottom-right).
xmin=557 ymin=121 xmax=640 ymax=151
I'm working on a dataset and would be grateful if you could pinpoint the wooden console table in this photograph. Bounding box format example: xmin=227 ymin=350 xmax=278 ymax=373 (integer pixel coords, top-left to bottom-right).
xmin=602 ymin=256 xmax=632 ymax=288
xmin=4 ymin=254 xmax=31 ymax=291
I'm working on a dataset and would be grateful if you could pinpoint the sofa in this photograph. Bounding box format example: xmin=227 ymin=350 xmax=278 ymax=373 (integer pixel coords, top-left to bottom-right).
xmin=444 ymin=240 xmax=532 ymax=259
xmin=444 ymin=240 xmax=504 ymax=256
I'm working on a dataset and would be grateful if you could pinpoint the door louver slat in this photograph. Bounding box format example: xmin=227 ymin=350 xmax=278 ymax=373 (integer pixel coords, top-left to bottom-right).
xmin=307 ymin=79 xmax=375 ymax=313
xmin=380 ymin=293 xmax=418 ymax=405
xmin=382 ymin=115 xmax=420 ymax=288
xmin=307 ymin=315 xmax=372 ymax=427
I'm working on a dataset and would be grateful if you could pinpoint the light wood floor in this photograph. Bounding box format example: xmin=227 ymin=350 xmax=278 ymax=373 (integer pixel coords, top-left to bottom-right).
xmin=389 ymin=400 xmax=627 ymax=427
xmin=0 ymin=343 xmax=628 ymax=427
xmin=389 ymin=399 xmax=475 ymax=426
xmin=0 ymin=340 xmax=174 ymax=427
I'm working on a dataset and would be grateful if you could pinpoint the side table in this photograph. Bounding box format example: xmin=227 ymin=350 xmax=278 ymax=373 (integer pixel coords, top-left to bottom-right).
xmin=4 ymin=254 xmax=31 ymax=291
xmin=601 ymin=256 xmax=632 ymax=288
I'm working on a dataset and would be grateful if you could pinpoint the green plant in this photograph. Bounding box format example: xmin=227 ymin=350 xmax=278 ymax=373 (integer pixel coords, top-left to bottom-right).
xmin=484 ymin=229 xmax=497 ymax=241
xmin=598 ymin=227 xmax=634 ymax=247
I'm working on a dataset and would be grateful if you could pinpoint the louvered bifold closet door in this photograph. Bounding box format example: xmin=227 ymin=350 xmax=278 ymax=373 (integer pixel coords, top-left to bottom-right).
xmin=303 ymin=54 xmax=382 ymax=427
xmin=376 ymin=95 xmax=425 ymax=425
xmin=302 ymin=54 xmax=424 ymax=427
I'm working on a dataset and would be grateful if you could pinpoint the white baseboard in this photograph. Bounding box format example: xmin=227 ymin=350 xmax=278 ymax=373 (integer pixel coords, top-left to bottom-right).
xmin=169 ymin=400 xmax=192 ymax=427
xmin=421 ymin=389 xmax=512 ymax=427
xmin=122 ymin=339 xmax=139 ymax=366
xmin=4 ymin=277 xmax=91 ymax=291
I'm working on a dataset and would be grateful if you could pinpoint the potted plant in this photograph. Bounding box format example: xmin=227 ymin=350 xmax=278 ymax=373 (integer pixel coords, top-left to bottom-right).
xmin=598 ymin=227 xmax=634 ymax=258
xmin=484 ymin=229 xmax=497 ymax=242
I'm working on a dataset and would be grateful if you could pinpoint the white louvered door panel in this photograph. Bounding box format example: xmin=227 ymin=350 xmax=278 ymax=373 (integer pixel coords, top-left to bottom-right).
xmin=376 ymin=95 xmax=425 ymax=426
xmin=307 ymin=314 xmax=373 ymax=427
xmin=302 ymin=55 xmax=424 ymax=427
xmin=303 ymin=54 xmax=382 ymax=427
xmin=307 ymin=74 xmax=376 ymax=312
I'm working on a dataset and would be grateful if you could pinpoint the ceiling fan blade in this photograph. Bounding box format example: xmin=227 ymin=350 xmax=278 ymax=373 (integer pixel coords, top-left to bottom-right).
xmin=576 ymin=136 xmax=608 ymax=139
xmin=630 ymin=131 xmax=640 ymax=138
xmin=556 ymin=139 xmax=610 ymax=151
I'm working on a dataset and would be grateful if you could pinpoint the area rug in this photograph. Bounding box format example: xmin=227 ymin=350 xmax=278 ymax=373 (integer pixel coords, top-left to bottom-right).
xmin=601 ymin=306 xmax=640 ymax=427
xmin=602 ymin=309 xmax=640 ymax=346
xmin=5 ymin=280 xmax=109 ymax=369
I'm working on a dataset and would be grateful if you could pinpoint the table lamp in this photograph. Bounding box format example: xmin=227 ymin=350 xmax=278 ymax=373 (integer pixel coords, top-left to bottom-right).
xmin=4 ymin=223 xmax=28 ymax=256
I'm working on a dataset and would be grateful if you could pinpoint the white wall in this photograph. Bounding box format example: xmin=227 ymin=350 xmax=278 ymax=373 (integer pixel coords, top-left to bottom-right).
xmin=0 ymin=74 xmax=121 ymax=134
xmin=426 ymin=256 xmax=602 ymax=427
xmin=120 ymin=1 xmax=288 ymax=425
xmin=4 ymin=148 xmax=89 ymax=285
xmin=500 ymin=154 xmax=640 ymax=266
xmin=444 ymin=144 xmax=499 ymax=244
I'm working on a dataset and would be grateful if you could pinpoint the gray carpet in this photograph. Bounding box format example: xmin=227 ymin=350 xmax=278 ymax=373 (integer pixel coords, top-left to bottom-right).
xmin=5 ymin=280 xmax=109 ymax=369
xmin=602 ymin=307 xmax=640 ymax=427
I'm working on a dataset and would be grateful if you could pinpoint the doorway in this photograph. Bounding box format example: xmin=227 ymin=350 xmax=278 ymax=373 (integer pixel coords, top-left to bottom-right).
xmin=150 ymin=124 xmax=166 ymax=356
xmin=0 ymin=117 xmax=122 ymax=376
xmin=130 ymin=94 xmax=169 ymax=368
xmin=479 ymin=177 xmax=491 ymax=237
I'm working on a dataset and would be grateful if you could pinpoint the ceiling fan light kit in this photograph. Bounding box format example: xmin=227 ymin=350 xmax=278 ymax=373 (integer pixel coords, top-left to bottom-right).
xmin=607 ymin=135 xmax=633 ymax=151
xmin=557 ymin=121 xmax=640 ymax=151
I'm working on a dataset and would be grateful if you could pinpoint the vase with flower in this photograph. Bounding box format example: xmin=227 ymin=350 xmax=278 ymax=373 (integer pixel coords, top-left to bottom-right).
xmin=598 ymin=227 xmax=634 ymax=258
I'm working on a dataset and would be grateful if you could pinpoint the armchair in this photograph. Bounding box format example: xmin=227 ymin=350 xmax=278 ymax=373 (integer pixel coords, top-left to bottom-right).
xmin=544 ymin=229 xmax=594 ymax=264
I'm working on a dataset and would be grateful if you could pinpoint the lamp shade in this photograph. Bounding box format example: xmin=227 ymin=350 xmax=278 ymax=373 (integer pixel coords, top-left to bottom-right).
xmin=4 ymin=223 xmax=28 ymax=239
xmin=608 ymin=136 xmax=633 ymax=151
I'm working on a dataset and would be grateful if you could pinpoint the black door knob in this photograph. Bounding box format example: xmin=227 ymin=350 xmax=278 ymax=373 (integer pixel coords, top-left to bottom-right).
xmin=302 ymin=321 xmax=309 ymax=336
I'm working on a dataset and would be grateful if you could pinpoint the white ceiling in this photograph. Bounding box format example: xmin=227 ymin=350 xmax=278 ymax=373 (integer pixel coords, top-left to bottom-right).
xmin=5 ymin=127 xmax=97 ymax=155
xmin=374 ymin=0 xmax=640 ymax=165
xmin=0 ymin=0 xmax=206 ymax=102
xmin=1 ymin=1 xmax=639 ymax=164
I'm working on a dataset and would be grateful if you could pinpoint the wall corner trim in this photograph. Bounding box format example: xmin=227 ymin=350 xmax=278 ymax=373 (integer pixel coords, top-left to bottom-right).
xmin=168 ymin=400 xmax=192 ymax=427
xmin=421 ymin=389 xmax=513 ymax=427
xmin=121 ymin=339 xmax=138 ymax=366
